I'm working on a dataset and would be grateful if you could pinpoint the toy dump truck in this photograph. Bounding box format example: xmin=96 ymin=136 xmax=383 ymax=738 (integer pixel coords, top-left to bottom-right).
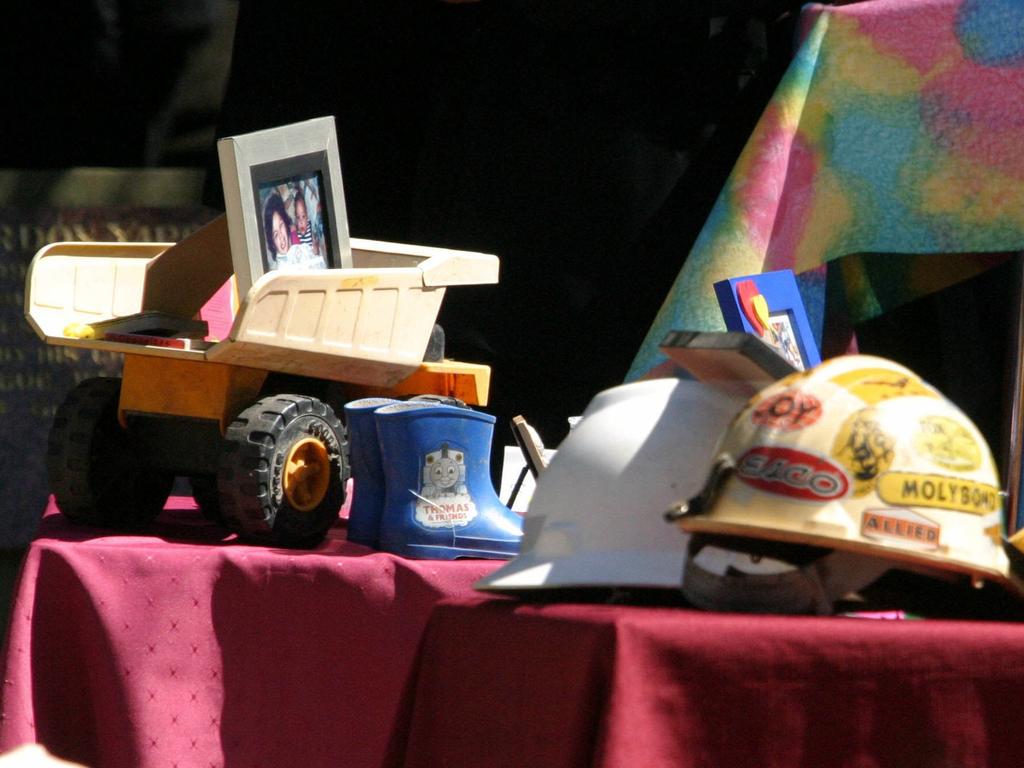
xmin=25 ymin=216 xmax=496 ymax=546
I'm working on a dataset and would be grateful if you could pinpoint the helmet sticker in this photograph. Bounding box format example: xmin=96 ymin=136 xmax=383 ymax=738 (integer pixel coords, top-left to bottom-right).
xmin=414 ymin=442 xmax=479 ymax=528
xmin=831 ymin=408 xmax=895 ymax=497
xmin=913 ymin=415 xmax=982 ymax=472
xmin=876 ymin=472 xmax=1000 ymax=515
xmin=736 ymin=446 xmax=850 ymax=501
xmin=861 ymin=508 xmax=940 ymax=550
xmin=830 ymin=368 xmax=938 ymax=404
xmin=751 ymin=391 xmax=823 ymax=431
xmin=742 ymin=369 xmax=811 ymax=414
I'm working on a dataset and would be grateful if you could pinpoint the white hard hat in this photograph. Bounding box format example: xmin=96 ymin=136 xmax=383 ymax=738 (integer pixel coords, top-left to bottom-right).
xmin=475 ymin=377 xmax=745 ymax=592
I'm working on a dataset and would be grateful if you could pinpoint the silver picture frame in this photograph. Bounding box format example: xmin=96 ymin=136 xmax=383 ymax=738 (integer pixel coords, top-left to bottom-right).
xmin=217 ymin=116 xmax=352 ymax=297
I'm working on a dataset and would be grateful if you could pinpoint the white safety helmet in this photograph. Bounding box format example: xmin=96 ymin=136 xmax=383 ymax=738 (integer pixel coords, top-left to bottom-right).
xmin=668 ymin=354 xmax=1024 ymax=613
xmin=475 ymin=377 xmax=745 ymax=592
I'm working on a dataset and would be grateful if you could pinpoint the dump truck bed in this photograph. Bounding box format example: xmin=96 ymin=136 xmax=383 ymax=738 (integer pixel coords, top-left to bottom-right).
xmin=25 ymin=235 xmax=498 ymax=389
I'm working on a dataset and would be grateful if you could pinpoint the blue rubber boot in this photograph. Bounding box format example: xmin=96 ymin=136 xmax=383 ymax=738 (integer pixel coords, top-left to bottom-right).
xmin=375 ymin=401 xmax=523 ymax=559
xmin=343 ymin=397 xmax=399 ymax=547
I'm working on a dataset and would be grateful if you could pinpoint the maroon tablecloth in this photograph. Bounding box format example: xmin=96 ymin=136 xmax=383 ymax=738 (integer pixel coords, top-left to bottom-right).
xmin=0 ymin=498 xmax=499 ymax=768
xmin=394 ymin=597 xmax=1024 ymax=768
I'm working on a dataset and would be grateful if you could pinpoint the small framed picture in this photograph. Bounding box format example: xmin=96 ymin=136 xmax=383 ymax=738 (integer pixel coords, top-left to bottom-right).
xmin=217 ymin=116 xmax=352 ymax=297
xmin=714 ymin=269 xmax=821 ymax=371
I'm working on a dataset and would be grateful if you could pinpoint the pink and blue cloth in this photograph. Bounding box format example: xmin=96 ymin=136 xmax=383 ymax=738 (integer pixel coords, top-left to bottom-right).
xmin=630 ymin=0 xmax=1024 ymax=379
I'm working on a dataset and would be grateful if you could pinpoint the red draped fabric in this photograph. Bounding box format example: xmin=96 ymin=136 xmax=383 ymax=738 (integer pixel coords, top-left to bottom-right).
xmin=395 ymin=597 xmax=1024 ymax=768
xmin=0 ymin=499 xmax=499 ymax=768
xmin=6 ymin=502 xmax=1024 ymax=767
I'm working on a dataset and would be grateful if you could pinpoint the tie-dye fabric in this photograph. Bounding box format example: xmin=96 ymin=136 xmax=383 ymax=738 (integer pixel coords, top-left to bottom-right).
xmin=629 ymin=0 xmax=1024 ymax=380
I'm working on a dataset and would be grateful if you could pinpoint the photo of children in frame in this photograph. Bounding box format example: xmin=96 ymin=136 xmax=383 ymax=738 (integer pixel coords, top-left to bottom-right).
xmin=258 ymin=171 xmax=329 ymax=272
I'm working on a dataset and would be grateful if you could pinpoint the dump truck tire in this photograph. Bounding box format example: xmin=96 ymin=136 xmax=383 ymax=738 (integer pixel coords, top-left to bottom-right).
xmin=46 ymin=377 xmax=173 ymax=528
xmin=218 ymin=394 xmax=348 ymax=547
